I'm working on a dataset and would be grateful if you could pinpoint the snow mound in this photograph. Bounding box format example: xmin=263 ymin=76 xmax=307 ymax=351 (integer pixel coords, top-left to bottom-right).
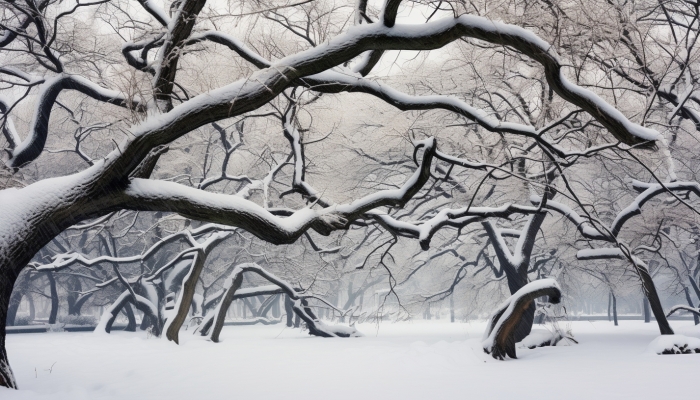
xmin=518 ymin=329 xmax=562 ymax=349
xmin=647 ymin=334 xmax=700 ymax=355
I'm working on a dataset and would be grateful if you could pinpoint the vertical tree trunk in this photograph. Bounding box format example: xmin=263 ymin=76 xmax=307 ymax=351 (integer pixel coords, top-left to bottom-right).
xmin=272 ymin=294 xmax=280 ymax=318
xmin=504 ymin=270 xmax=535 ymax=342
xmin=607 ymin=292 xmax=612 ymax=321
xmin=123 ymin=303 xmax=137 ymax=332
xmin=210 ymin=273 xmax=244 ymax=343
xmin=0 ymin=273 xmax=19 ymax=388
xmin=285 ymin=295 xmax=294 ymax=327
xmin=612 ymin=293 xmax=618 ymax=326
xmin=5 ymin=289 xmax=22 ymax=327
xmin=66 ymin=277 xmax=82 ymax=315
xmin=46 ymin=273 xmax=59 ymax=325
xmin=450 ymin=294 xmax=455 ymax=323
xmin=643 ymin=297 xmax=650 ymax=323
xmin=27 ymin=295 xmax=34 ymax=322
xmin=638 ymin=269 xmax=673 ymax=334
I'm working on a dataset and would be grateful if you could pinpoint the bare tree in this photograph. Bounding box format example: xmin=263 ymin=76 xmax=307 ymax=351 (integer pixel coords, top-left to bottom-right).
xmin=0 ymin=0 xmax=673 ymax=388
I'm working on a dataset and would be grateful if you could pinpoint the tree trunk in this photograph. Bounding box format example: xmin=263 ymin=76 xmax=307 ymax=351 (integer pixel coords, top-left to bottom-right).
xmin=45 ymin=273 xmax=59 ymax=325
xmin=209 ymin=273 xmax=244 ymax=343
xmin=643 ymin=297 xmax=650 ymax=323
xmin=638 ymin=269 xmax=673 ymax=334
xmin=272 ymin=294 xmax=280 ymax=318
xmin=607 ymin=292 xmax=611 ymax=322
xmin=0 ymin=276 xmax=18 ymax=388
xmin=285 ymin=295 xmax=294 ymax=327
xmin=450 ymin=294 xmax=455 ymax=323
xmin=123 ymin=303 xmax=137 ymax=332
xmin=503 ymin=271 xmax=535 ymax=342
xmin=27 ymin=295 xmax=34 ymax=322
xmin=484 ymin=282 xmax=561 ymax=360
xmin=612 ymin=293 xmax=618 ymax=326
xmin=5 ymin=288 xmax=22 ymax=327
xmin=66 ymin=277 xmax=82 ymax=315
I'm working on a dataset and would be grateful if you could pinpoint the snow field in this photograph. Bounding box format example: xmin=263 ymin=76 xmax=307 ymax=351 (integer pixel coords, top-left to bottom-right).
xmin=3 ymin=320 xmax=699 ymax=399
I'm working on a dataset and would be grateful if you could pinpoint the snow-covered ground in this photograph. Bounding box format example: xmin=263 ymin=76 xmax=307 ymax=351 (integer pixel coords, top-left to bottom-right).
xmin=3 ymin=320 xmax=699 ymax=399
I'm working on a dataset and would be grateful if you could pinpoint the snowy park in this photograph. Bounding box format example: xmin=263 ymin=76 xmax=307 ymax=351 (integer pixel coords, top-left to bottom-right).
xmin=4 ymin=321 xmax=700 ymax=399
xmin=2 ymin=0 xmax=700 ymax=397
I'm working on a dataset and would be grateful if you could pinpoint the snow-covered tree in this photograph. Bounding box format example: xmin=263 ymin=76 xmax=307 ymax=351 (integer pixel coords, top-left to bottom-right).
xmin=0 ymin=0 xmax=679 ymax=388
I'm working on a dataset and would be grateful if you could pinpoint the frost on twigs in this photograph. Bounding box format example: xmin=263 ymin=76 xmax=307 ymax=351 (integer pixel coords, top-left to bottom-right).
xmin=482 ymin=279 xmax=562 ymax=360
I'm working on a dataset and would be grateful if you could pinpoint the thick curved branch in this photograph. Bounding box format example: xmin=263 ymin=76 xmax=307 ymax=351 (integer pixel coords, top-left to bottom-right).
xmin=482 ymin=279 xmax=562 ymax=360
xmin=153 ymin=0 xmax=207 ymax=111
xmin=6 ymin=74 xmax=143 ymax=168
xmin=15 ymin=14 xmax=658 ymax=173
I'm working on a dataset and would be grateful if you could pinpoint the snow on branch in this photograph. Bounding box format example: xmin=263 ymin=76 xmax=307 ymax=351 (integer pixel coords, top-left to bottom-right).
xmin=540 ymin=180 xmax=700 ymax=244
xmin=6 ymin=74 xmax=144 ymax=168
xmin=116 ymin=136 xmax=434 ymax=245
xmin=122 ymin=178 xmax=348 ymax=244
xmin=136 ymin=0 xmax=171 ymax=26
xmin=372 ymin=201 xmax=539 ymax=250
xmin=277 ymin=15 xmax=659 ymax=146
xmin=10 ymin=13 xmax=657 ymax=172
xmin=203 ymin=263 xmax=361 ymax=342
xmin=482 ymin=279 xmax=562 ymax=360
xmin=186 ymin=31 xmax=271 ymax=69
xmin=666 ymin=305 xmax=700 ymax=318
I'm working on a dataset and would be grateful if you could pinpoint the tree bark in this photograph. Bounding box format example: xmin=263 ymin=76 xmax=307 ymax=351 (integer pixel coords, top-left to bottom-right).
xmin=484 ymin=283 xmax=562 ymax=360
xmin=612 ymin=293 xmax=618 ymax=326
xmin=285 ymin=295 xmax=294 ymax=327
xmin=643 ymin=297 xmax=651 ymax=323
xmin=46 ymin=273 xmax=59 ymax=325
xmin=638 ymin=269 xmax=673 ymax=334
xmin=66 ymin=276 xmax=82 ymax=315
xmin=0 ymin=279 xmax=17 ymax=388
xmin=123 ymin=303 xmax=137 ymax=332
xmin=209 ymin=273 xmax=244 ymax=343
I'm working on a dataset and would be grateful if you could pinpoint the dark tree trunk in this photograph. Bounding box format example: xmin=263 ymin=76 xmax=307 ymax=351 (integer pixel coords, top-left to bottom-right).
xmin=5 ymin=287 xmax=23 ymax=327
xmin=140 ymin=314 xmax=152 ymax=331
xmin=484 ymin=284 xmax=562 ymax=360
xmin=504 ymin=270 xmax=535 ymax=342
xmin=6 ymin=271 xmax=32 ymax=326
xmin=123 ymin=303 xmax=137 ymax=332
xmin=612 ymin=293 xmax=618 ymax=326
xmin=607 ymin=292 xmax=612 ymax=322
xmin=285 ymin=295 xmax=294 ymax=327
xmin=45 ymin=273 xmax=59 ymax=325
xmin=272 ymin=294 xmax=280 ymax=318
xmin=638 ymin=269 xmax=673 ymax=334
xmin=27 ymin=295 xmax=34 ymax=322
xmin=71 ymin=293 xmax=93 ymax=317
xmin=66 ymin=277 xmax=82 ymax=315
xmin=210 ymin=273 xmax=244 ymax=343
xmin=0 ymin=275 xmax=18 ymax=388
xmin=643 ymin=297 xmax=651 ymax=323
